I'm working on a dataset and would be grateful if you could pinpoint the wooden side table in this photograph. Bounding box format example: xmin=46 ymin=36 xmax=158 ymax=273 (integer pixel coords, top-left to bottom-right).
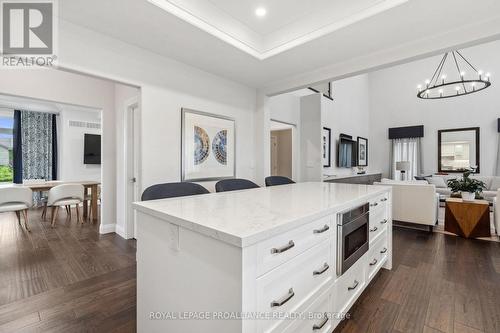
xmin=444 ymin=198 xmax=491 ymax=238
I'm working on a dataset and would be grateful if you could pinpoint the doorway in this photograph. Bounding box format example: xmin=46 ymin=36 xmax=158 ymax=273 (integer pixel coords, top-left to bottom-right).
xmin=125 ymin=99 xmax=140 ymax=239
xmin=270 ymin=121 xmax=294 ymax=178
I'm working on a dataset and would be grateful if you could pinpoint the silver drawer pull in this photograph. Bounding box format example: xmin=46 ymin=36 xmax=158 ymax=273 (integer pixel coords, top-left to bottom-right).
xmin=370 ymin=259 xmax=378 ymax=266
xmin=380 ymin=198 xmax=388 ymax=202
xmin=370 ymin=227 xmax=378 ymax=232
xmin=348 ymin=280 xmax=359 ymax=291
xmin=270 ymin=288 xmax=295 ymax=308
xmin=313 ymin=224 xmax=330 ymax=234
xmin=271 ymin=240 xmax=295 ymax=254
xmin=380 ymin=247 xmax=388 ymax=254
xmin=380 ymin=219 xmax=388 ymax=225
xmin=370 ymin=202 xmax=378 ymax=207
xmin=313 ymin=263 xmax=330 ymax=276
xmin=312 ymin=314 xmax=329 ymax=330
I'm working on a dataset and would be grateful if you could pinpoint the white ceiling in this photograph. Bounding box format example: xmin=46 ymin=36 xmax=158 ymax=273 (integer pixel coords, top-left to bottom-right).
xmin=59 ymin=0 xmax=500 ymax=90
xmin=147 ymin=0 xmax=408 ymax=58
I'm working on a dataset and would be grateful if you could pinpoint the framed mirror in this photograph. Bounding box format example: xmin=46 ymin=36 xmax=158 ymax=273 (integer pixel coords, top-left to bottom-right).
xmin=438 ymin=127 xmax=480 ymax=173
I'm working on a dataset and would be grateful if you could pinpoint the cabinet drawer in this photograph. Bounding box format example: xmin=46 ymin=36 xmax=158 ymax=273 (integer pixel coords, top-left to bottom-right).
xmin=366 ymin=236 xmax=388 ymax=281
xmin=285 ymin=288 xmax=334 ymax=333
xmin=256 ymin=216 xmax=332 ymax=276
xmin=368 ymin=210 xmax=387 ymax=244
xmin=257 ymin=240 xmax=333 ymax=333
xmin=369 ymin=193 xmax=388 ymax=216
xmin=334 ymin=258 xmax=366 ymax=315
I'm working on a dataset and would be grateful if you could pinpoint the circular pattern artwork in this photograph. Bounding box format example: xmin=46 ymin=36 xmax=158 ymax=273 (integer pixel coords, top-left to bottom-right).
xmin=212 ymin=130 xmax=227 ymax=165
xmin=194 ymin=126 xmax=209 ymax=165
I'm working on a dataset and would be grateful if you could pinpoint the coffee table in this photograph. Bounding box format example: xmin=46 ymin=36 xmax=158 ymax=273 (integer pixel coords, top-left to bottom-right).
xmin=444 ymin=198 xmax=491 ymax=238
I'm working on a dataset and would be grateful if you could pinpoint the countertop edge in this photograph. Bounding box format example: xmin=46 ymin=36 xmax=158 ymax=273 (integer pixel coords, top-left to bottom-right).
xmin=133 ymin=185 xmax=392 ymax=248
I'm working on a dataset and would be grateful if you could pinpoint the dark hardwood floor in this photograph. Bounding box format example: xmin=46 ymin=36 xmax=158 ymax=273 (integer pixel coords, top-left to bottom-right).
xmin=1 ymin=210 xmax=500 ymax=333
xmin=334 ymin=227 xmax=500 ymax=333
xmin=0 ymin=208 xmax=137 ymax=332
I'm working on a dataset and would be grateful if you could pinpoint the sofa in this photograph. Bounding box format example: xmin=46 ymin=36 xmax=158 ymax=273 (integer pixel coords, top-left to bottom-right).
xmin=426 ymin=175 xmax=500 ymax=201
xmin=374 ymin=179 xmax=439 ymax=231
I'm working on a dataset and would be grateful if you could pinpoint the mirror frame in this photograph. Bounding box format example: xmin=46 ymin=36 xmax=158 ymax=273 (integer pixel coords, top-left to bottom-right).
xmin=438 ymin=127 xmax=480 ymax=173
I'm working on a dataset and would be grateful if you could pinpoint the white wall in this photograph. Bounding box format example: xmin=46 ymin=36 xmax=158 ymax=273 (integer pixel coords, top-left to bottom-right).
xmin=300 ymin=94 xmax=322 ymax=181
xmin=0 ymin=68 xmax=118 ymax=233
xmin=322 ymin=74 xmax=371 ymax=176
xmin=55 ymin=20 xmax=257 ymax=236
xmin=369 ymin=40 xmax=500 ymax=177
xmin=58 ymin=108 xmax=102 ymax=182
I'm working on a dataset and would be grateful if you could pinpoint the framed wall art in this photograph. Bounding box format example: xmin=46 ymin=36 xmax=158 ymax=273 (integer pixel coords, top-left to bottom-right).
xmin=181 ymin=108 xmax=235 ymax=181
xmin=357 ymin=136 xmax=368 ymax=167
xmin=322 ymin=127 xmax=331 ymax=167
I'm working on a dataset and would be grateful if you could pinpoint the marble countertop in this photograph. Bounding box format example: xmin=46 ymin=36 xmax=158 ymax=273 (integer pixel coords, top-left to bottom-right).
xmin=133 ymin=182 xmax=390 ymax=248
xmin=323 ymin=172 xmax=382 ymax=181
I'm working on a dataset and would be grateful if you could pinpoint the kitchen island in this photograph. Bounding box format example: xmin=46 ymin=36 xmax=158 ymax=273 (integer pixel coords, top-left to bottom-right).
xmin=133 ymin=182 xmax=392 ymax=333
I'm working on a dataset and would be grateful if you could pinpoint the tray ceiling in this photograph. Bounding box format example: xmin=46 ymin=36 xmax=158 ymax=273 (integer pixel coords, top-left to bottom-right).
xmin=147 ymin=0 xmax=409 ymax=59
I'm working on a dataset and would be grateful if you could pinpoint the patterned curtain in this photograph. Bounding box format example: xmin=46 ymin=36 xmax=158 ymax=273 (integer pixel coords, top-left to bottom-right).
xmin=20 ymin=111 xmax=57 ymax=204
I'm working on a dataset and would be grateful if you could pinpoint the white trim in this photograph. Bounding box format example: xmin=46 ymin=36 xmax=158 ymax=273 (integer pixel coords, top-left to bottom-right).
xmin=147 ymin=0 xmax=408 ymax=60
xmin=115 ymin=224 xmax=126 ymax=239
xmin=99 ymin=223 xmax=116 ymax=234
xmin=123 ymin=96 xmax=141 ymax=239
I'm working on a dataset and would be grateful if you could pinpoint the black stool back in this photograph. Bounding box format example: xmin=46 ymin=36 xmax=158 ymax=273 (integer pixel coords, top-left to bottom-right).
xmin=141 ymin=182 xmax=209 ymax=201
xmin=215 ymin=179 xmax=260 ymax=193
xmin=265 ymin=176 xmax=295 ymax=187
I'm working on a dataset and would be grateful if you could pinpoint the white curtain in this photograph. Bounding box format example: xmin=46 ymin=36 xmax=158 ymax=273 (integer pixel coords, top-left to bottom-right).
xmin=390 ymin=138 xmax=422 ymax=180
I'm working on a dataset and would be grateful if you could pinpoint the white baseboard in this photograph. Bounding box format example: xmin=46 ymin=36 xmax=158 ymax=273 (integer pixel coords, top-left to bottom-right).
xmin=99 ymin=223 xmax=116 ymax=234
xmin=115 ymin=224 xmax=127 ymax=239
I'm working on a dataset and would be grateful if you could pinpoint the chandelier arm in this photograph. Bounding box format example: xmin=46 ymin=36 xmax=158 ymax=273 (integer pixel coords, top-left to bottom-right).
xmin=452 ymin=52 xmax=467 ymax=93
xmin=429 ymin=53 xmax=447 ymax=87
xmin=456 ymin=50 xmax=478 ymax=73
xmin=433 ymin=53 xmax=448 ymax=87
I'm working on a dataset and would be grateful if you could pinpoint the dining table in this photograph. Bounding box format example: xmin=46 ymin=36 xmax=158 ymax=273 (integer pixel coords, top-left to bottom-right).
xmin=7 ymin=180 xmax=101 ymax=223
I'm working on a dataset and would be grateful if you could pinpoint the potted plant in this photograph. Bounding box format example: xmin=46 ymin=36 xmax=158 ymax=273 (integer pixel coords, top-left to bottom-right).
xmin=446 ymin=171 xmax=486 ymax=201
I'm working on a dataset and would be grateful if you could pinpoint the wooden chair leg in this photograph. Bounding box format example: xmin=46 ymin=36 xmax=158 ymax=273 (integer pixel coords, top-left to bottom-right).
xmin=88 ymin=202 xmax=92 ymax=222
xmin=51 ymin=206 xmax=59 ymax=228
xmin=42 ymin=203 xmax=47 ymax=221
xmin=66 ymin=205 xmax=71 ymax=220
xmin=76 ymin=204 xmax=82 ymax=224
xmin=15 ymin=211 xmax=21 ymax=226
xmin=22 ymin=209 xmax=30 ymax=232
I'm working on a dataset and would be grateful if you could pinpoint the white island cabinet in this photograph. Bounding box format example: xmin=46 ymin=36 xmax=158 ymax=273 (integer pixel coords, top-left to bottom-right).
xmin=133 ymin=182 xmax=392 ymax=333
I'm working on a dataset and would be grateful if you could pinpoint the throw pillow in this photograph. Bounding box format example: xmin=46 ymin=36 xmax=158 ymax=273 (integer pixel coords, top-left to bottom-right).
xmin=426 ymin=177 xmax=447 ymax=188
xmin=490 ymin=177 xmax=500 ymax=191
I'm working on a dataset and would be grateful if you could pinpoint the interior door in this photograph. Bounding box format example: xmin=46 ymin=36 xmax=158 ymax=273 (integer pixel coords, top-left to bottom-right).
xmin=271 ymin=135 xmax=278 ymax=175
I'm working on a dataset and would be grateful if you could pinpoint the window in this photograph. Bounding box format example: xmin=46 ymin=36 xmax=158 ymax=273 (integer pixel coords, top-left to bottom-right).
xmin=391 ymin=138 xmax=421 ymax=180
xmin=0 ymin=110 xmax=14 ymax=183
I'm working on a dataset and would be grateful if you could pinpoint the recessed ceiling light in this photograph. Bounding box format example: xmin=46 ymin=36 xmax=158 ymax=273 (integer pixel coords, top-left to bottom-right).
xmin=255 ymin=7 xmax=267 ymax=17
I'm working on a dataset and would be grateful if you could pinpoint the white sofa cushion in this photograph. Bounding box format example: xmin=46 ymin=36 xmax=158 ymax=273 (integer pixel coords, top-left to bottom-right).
xmin=470 ymin=176 xmax=493 ymax=190
xmin=489 ymin=177 xmax=500 ymax=191
xmin=426 ymin=177 xmax=447 ymax=188
xmin=374 ymin=182 xmax=437 ymax=226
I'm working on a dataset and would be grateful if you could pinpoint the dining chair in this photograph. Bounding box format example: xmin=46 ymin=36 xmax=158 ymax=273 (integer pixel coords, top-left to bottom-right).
xmin=0 ymin=187 xmax=33 ymax=231
xmin=84 ymin=185 xmax=101 ymax=222
xmin=265 ymin=176 xmax=296 ymax=187
xmin=47 ymin=184 xmax=85 ymax=227
xmin=142 ymin=182 xmax=209 ymax=201
xmin=215 ymin=179 xmax=260 ymax=193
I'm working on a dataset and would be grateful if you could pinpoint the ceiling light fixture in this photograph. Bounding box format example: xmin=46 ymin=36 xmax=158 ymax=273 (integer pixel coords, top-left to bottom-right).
xmin=417 ymin=50 xmax=491 ymax=99
xmin=255 ymin=7 xmax=267 ymax=17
